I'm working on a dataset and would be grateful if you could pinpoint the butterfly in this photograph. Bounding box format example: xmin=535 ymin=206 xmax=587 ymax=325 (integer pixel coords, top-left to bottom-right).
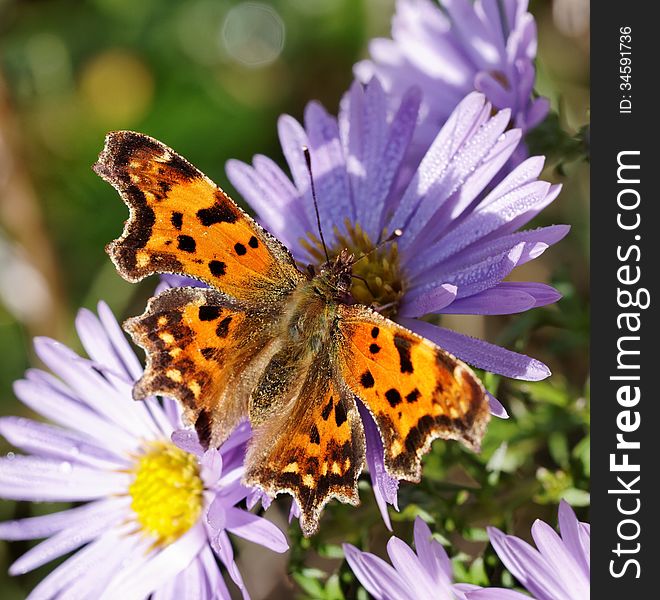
xmin=94 ymin=131 xmax=490 ymax=536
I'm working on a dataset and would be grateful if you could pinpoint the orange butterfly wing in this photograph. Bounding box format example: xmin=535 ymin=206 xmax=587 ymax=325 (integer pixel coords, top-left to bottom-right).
xmin=94 ymin=131 xmax=303 ymax=303
xmin=124 ymin=287 xmax=279 ymax=447
xmin=244 ymin=369 xmax=364 ymax=536
xmin=336 ymin=306 xmax=490 ymax=480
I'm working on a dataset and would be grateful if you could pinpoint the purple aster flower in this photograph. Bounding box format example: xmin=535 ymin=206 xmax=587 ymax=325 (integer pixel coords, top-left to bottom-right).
xmin=355 ymin=0 xmax=549 ymax=156
xmin=466 ymin=501 xmax=590 ymax=600
xmin=226 ymin=81 xmax=566 ymax=526
xmin=0 ymin=302 xmax=287 ymax=599
xmin=227 ymin=82 xmax=565 ymax=397
xmin=343 ymin=516 xmax=478 ymax=599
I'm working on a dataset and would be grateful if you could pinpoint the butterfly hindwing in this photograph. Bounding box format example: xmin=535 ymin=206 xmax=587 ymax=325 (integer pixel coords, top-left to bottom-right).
xmin=124 ymin=286 xmax=278 ymax=448
xmin=244 ymin=364 xmax=365 ymax=536
xmin=336 ymin=305 xmax=490 ymax=480
xmin=94 ymin=131 xmax=303 ymax=303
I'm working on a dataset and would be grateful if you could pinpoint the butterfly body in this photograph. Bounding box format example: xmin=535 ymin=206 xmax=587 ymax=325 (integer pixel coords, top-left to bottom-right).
xmin=96 ymin=131 xmax=490 ymax=535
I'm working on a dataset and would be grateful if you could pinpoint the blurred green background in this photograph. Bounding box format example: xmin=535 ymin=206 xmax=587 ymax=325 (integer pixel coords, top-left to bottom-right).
xmin=0 ymin=0 xmax=589 ymax=597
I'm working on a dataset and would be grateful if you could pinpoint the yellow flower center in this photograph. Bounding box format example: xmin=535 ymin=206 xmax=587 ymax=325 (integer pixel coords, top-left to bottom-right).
xmin=129 ymin=441 xmax=204 ymax=546
xmin=301 ymin=220 xmax=405 ymax=319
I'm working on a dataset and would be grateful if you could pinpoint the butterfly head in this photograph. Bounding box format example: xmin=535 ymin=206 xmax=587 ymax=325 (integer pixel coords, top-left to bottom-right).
xmin=314 ymin=248 xmax=354 ymax=302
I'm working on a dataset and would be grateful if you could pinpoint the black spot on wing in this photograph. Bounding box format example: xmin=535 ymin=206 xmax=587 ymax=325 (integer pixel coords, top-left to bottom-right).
xmin=371 ymin=327 xmax=379 ymax=339
xmin=406 ymin=388 xmax=421 ymax=403
xmin=209 ymin=260 xmax=226 ymax=276
xmin=310 ymin=425 xmax=320 ymax=445
xmin=167 ymin=151 xmax=200 ymax=181
xmin=216 ymin=317 xmax=232 ymax=338
xmin=200 ymin=347 xmax=218 ymax=360
xmin=234 ymin=243 xmax=247 ymax=256
xmin=197 ymin=196 xmax=238 ymax=226
xmin=198 ymin=306 xmax=221 ymax=321
xmin=334 ymin=401 xmax=347 ymax=427
xmin=177 ymin=235 xmax=196 ymax=253
xmin=393 ymin=334 xmax=414 ymax=374
xmin=321 ymin=396 xmax=334 ymax=421
xmin=194 ymin=409 xmax=212 ymax=449
xmin=157 ymin=180 xmax=171 ymax=198
xmin=385 ymin=388 xmax=402 ymax=407
xmin=248 ymin=236 xmax=259 ymax=248
xmin=171 ymin=211 xmax=183 ymax=230
xmin=360 ymin=370 xmax=375 ymax=388
xmin=369 ymin=343 xmax=381 ymax=354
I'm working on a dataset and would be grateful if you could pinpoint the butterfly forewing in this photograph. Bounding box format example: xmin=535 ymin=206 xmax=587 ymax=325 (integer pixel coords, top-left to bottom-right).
xmin=336 ymin=305 xmax=490 ymax=480
xmin=94 ymin=131 xmax=303 ymax=304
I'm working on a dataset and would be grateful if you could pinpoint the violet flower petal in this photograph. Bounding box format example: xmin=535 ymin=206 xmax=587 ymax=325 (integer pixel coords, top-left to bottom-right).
xmin=343 ymin=543 xmax=410 ymax=600
xmin=488 ymin=527 xmax=572 ymax=600
xmin=13 ymin=378 xmax=136 ymax=451
xmin=26 ymin=531 xmax=130 ymax=600
xmin=9 ymin=501 xmax=125 ymax=575
xmin=212 ymin=529 xmax=249 ymax=599
xmin=439 ymin=287 xmax=536 ymax=315
xmin=557 ymin=500 xmax=590 ymax=578
xmin=171 ymin=428 xmax=205 ymax=457
xmin=487 ymin=393 xmax=509 ymax=419
xmin=102 ymin=524 xmax=207 ymax=600
xmin=0 ymin=499 xmax=118 ymax=541
xmin=387 ymin=536 xmax=441 ymax=598
xmin=0 ymin=455 xmax=130 ymax=501
xmin=0 ymin=416 xmax=124 ymax=470
xmin=466 ymin=589 xmax=532 ymax=600
xmin=96 ymin=301 xmax=144 ymax=381
xmin=224 ymin=506 xmax=289 ymax=553
xmin=399 ymin=283 xmax=458 ymax=317
xmin=531 ymin=519 xmax=589 ymax=598
xmin=359 ymin=402 xmax=399 ymax=530
xmin=413 ymin=517 xmax=453 ymax=583
xmin=400 ymin=318 xmax=550 ymax=381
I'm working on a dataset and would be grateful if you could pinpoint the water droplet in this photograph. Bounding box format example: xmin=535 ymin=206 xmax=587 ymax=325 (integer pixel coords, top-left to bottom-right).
xmin=6 ymin=452 xmax=15 ymax=460
xmin=60 ymin=461 xmax=72 ymax=474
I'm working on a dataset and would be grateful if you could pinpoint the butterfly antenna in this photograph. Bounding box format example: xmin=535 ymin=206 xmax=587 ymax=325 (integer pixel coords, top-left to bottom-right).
xmin=351 ymin=273 xmax=378 ymax=298
xmin=303 ymin=147 xmax=330 ymax=264
xmin=351 ymin=228 xmax=403 ymax=267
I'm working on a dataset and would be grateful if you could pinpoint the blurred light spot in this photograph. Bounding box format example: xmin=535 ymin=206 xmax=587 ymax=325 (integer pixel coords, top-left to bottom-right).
xmin=221 ymin=3 xmax=286 ymax=68
xmin=79 ymin=50 xmax=154 ymax=126
xmin=25 ymin=33 xmax=72 ymax=95
xmin=0 ymin=234 xmax=52 ymax=325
